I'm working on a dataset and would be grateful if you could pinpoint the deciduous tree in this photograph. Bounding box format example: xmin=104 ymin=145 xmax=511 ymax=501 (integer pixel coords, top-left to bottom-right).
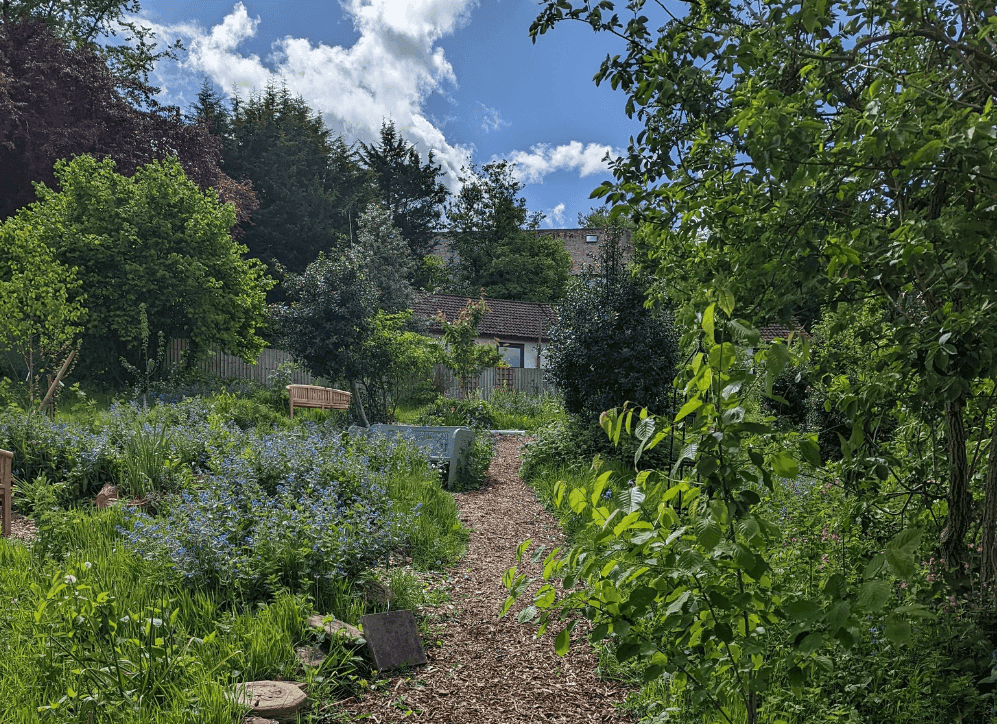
xmin=532 ymin=0 xmax=997 ymax=575
xmin=16 ymin=155 xmax=272 ymax=381
xmin=0 ymin=19 xmax=225 ymax=221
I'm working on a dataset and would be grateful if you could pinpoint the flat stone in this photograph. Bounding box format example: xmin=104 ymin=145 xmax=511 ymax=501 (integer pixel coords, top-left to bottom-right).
xmin=244 ymin=718 xmax=278 ymax=724
xmin=306 ymin=614 xmax=364 ymax=644
xmin=360 ymin=610 xmax=427 ymax=671
xmin=294 ymin=645 xmax=327 ymax=668
xmin=228 ymin=680 xmax=307 ymax=722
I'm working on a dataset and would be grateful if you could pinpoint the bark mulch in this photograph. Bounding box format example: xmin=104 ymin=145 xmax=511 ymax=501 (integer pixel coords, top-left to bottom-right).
xmin=338 ymin=435 xmax=633 ymax=723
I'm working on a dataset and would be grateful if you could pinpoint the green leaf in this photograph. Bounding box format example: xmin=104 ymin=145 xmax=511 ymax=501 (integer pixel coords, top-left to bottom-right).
xmin=702 ymin=303 xmax=716 ymax=341
xmin=555 ymin=627 xmax=571 ymax=656
xmin=771 ymin=451 xmax=799 ymax=479
xmin=675 ymin=397 xmax=703 ymax=422
xmin=797 ymin=631 xmax=823 ymax=654
xmin=517 ymin=606 xmax=538 ymax=623
xmin=857 ymin=580 xmax=892 ymax=612
xmin=884 ymin=617 xmax=911 ymax=645
xmin=798 ymin=437 xmax=822 ymax=467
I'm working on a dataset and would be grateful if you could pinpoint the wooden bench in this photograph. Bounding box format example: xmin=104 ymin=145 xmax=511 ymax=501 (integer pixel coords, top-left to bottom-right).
xmin=286 ymin=384 xmax=351 ymax=419
xmin=1 ymin=449 xmax=12 ymax=538
xmin=365 ymin=425 xmax=474 ymax=489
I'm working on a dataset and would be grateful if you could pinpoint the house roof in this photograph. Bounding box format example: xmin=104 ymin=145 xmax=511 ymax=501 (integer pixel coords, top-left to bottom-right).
xmin=412 ymin=294 xmax=557 ymax=342
xmin=758 ymin=321 xmax=809 ymax=343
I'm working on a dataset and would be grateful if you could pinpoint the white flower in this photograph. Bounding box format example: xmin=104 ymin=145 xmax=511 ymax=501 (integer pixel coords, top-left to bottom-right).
xmin=83 ymin=561 xmax=92 ymax=570
xmin=64 ymin=575 xmax=77 ymax=585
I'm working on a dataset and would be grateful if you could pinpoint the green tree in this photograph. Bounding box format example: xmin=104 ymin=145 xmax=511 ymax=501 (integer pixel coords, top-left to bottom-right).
xmin=355 ymin=203 xmax=415 ymax=313
xmin=0 ymin=19 xmax=229 ymax=221
xmin=446 ymin=161 xmax=570 ymax=302
xmin=545 ymin=228 xmax=679 ymax=420
xmin=269 ymin=247 xmax=434 ymax=425
xmin=0 ymin=213 xmax=85 ymax=403
xmin=199 ymin=83 xmax=370 ymax=275
xmin=531 ymin=0 xmax=997 ymax=575
xmin=358 ymin=311 xmax=441 ymax=422
xmin=357 ymin=121 xmax=448 ymax=285
xmin=16 ymin=155 xmax=271 ymax=381
xmin=437 ymin=296 xmax=503 ymax=399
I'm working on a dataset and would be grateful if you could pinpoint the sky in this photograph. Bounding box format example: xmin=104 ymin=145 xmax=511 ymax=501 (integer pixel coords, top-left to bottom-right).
xmin=127 ymin=0 xmax=643 ymax=228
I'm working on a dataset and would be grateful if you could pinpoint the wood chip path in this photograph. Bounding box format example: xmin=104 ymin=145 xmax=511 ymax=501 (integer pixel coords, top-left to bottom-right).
xmin=340 ymin=436 xmax=633 ymax=723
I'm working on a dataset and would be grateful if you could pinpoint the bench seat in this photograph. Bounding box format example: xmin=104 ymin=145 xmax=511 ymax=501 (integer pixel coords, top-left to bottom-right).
xmin=365 ymin=425 xmax=474 ymax=490
xmin=286 ymin=384 xmax=351 ymax=419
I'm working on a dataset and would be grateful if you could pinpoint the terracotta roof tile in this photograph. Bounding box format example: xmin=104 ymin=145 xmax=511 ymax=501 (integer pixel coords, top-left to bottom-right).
xmin=412 ymin=294 xmax=557 ymax=341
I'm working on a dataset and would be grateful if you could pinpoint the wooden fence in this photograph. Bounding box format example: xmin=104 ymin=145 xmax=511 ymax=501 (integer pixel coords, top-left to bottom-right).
xmin=164 ymin=340 xmax=553 ymax=399
xmin=432 ymin=365 xmax=554 ymax=399
xmin=167 ymin=340 xmax=315 ymax=386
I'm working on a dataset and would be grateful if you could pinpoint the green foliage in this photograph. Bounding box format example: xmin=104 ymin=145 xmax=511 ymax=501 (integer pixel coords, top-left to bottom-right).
xmin=269 ymin=248 xmax=374 ymax=401
xmin=201 ymin=82 xmax=369 ymax=276
xmin=545 ymin=230 xmax=679 ymax=420
xmin=531 ymin=0 xmax=997 ymax=572
xmin=445 ymin=161 xmax=570 ymax=302
xmin=0 ymin=207 xmax=85 ymax=404
xmin=505 ymin=304 xmax=935 ymax=724
xmin=355 ymin=203 xmax=416 ymax=313
xmin=18 ymin=155 xmax=272 ymax=383
xmin=357 ymin=120 xmax=449 ymax=283
xmin=415 ymin=395 xmax=496 ymax=430
xmin=436 ymin=296 xmax=504 ymax=399
xmin=486 ymin=389 xmax=565 ymax=432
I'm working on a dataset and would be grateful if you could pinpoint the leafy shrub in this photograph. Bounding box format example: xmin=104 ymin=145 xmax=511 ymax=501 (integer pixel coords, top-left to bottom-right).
xmin=545 ymin=233 xmax=680 ymax=420
xmin=0 ymin=410 xmax=118 ymax=502
xmin=487 ymin=388 xmax=565 ymax=431
xmin=415 ymin=395 xmax=496 ymax=429
xmin=520 ymin=413 xmax=675 ymax=483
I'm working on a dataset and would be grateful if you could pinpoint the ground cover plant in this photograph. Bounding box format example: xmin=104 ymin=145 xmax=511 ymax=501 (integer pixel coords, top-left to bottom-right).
xmin=0 ymin=384 xmax=467 ymax=723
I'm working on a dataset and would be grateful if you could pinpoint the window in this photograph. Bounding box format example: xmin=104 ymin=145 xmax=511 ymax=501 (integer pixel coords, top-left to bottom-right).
xmin=585 ymin=234 xmax=598 ymax=243
xmin=497 ymin=343 xmax=524 ymax=368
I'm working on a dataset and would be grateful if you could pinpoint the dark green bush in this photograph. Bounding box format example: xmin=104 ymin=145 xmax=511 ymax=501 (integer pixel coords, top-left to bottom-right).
xmin=545 ymin=233 xmax=680 ymax=420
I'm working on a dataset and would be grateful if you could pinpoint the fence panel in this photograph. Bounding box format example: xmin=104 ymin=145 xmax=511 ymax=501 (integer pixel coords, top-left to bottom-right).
xmin=432 ymin=365 xmax=554 ymax=399
xmin=167 ymin=340 xmax=315 ymax=386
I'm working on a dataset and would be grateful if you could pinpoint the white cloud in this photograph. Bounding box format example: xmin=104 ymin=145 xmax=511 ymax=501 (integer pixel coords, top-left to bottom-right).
xmin=478 ymin=103 xmax=509 ymax=133
xmin=131 ymin=1 xmax=475 ymax=189
xmin=544 ymin=202 xmax=566 ymax=228
xmin=504 ymin=141 xmax=619 ymax=184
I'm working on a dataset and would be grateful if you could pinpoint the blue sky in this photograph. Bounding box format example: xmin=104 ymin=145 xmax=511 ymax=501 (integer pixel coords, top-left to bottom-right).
xmin=129 ymin=0 xmax=642 ymax=227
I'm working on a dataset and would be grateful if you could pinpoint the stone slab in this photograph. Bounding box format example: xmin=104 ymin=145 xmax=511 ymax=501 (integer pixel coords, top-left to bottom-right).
xmin=228 ymin=680 xmax=307 ymax=722
xmin=359 ymin=610 xmax=427 ymax=671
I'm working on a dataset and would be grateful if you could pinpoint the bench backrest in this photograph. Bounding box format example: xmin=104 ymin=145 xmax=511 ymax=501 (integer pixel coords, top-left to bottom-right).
xmin=366 ymin=425 xmax=474 ymax=489
xmin=0 ymin=449 xmax=12 ymax=537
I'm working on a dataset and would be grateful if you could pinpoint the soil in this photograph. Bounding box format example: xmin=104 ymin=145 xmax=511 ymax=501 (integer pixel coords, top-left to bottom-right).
xmin=338 ymin=436 xmax=633 ymax=723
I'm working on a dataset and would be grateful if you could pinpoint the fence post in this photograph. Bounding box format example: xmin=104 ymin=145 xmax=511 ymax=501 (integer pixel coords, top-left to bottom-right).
xmin=0 ymin=449 xmax=13 ymax=537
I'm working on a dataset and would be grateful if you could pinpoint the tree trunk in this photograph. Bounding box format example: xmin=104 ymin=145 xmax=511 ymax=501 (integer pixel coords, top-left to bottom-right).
xmin=979 ymin=420 xmax=997 ymax=589
xmin=351 ymin=380 xmax=370 ymax=428
xmin=941 ymin=400 xmax=971 ymax=569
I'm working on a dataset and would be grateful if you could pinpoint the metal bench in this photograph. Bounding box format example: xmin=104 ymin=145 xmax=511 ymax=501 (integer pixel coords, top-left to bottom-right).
xmin=286 ymin=384 xmax=351 ymax=419
xmin=366 ymin=425 xmax=474 ymax=489
xmin=1 ymin=449 xmax=12 ymax=537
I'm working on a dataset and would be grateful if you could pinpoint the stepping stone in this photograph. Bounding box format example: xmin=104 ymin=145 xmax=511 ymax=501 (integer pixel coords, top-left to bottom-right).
xmin=228 ymin=680 xmax=306 ymax=722
xmin=306 ymin=614 xmax=364 ymax=644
